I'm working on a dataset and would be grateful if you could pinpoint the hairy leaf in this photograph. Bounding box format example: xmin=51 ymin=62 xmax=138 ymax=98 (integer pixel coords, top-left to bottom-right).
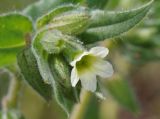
xmin=0 ymin=47 xmax=23 ymax=67
xmin=17 ymin=47 xmax=52 ymax=101
xmin=79 ymin=0 xmax=153 ymax=44
xmin=0 ymin=13 xmax=33 ymax=67
xmin=0 ymin=13 xmax=33 ymax=48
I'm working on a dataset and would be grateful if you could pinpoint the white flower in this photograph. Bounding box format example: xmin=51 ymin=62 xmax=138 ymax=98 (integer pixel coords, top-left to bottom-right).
xmin=70 ymin=47 xmax=114 ymax=92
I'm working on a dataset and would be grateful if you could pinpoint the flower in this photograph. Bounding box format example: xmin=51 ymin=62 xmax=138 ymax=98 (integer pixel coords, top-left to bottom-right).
xmin=70 ymin=47 xmax=114 ymax=92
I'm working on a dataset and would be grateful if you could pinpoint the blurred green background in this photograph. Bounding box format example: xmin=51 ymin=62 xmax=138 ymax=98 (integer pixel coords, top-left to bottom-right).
xmin=0 ymin=0 xmax=160 ymax=119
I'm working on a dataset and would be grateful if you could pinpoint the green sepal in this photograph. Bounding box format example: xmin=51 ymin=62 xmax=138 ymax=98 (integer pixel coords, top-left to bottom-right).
xmin=49 ymin=55 xmax=71 ymax=87
xmin=32 ymin=30 xmax=84 ymax=84
xmin=32 ymin=30 xmax=81 ymax=115
xmin=32 ymin=30 xmax=54 ymax=84
xmin=52 ymin=82 xmax=80 ymax=117
xmin=78 ymin=0 xmax=153 ymax=44
xmin=49 ymin=54 xmax=81 ymax=99
xmin=40 ymin=30 xmax=66 ymax=54
xmin=39 ymin=30 xmax=83 ymax=55
xmin=17 ymin=47 xmax=52 ymax=101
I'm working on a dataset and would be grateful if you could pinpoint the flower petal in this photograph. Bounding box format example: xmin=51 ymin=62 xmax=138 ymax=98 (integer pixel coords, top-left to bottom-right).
xmin=94 ymin=60 xmax=114 ymax=78
xmin=71 ymin=67 xmax=79 ymax=87
xmin=89 ymin=47 xmax=109 ymax=58
xmin=80 ymin=73 xmax=97 ymax=92
xmin=70 ymin=51 xmax=89 ymax=66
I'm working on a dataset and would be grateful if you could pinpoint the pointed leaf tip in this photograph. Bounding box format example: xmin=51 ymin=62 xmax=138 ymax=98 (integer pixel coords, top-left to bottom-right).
xmin=79 ymin=0 xmax=154 ymax=44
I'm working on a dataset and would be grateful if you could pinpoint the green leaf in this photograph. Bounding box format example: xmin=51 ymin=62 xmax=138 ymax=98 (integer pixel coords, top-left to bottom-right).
xmin=0 ymin=13 xmax=33 ymax=48
xmin=17 ymin=47 xmax=52 ymax=101
xmin=106 ymin=77 xmax=139 ymax=114
xmin=0 ymin=47 xmax=23 ymax=67
xmin=78 ymin=0 xmax=153 ymax=44
xmin=0 ymin=13 xmax=33 ymax=67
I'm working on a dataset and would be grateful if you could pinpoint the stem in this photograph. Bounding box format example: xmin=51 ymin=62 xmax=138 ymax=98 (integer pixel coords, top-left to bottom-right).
xmin=2 ymin=71 xmax=21 ymax=111
xmin=70 ymin=90 xmax=92 ymax=119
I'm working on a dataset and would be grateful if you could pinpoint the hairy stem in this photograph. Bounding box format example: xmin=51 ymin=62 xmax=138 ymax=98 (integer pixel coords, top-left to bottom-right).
xmin=2 ymin=71 xmax=21 ymax=111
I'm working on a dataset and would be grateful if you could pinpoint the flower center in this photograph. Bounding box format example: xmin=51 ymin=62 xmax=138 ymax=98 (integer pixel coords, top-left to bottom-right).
xmin=76 ymin=55 xmax=97 ymax=75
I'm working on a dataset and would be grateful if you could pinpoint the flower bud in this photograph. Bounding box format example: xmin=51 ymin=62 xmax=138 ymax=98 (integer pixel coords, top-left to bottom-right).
xmin=40 ymin=30 xmax=67 ymax=54
xmin=37 ymin=5 xmax=90 ymax=35
xmin=49 ymin=55 xmax=71 ymax=87
xmin=40 ymin=30 xmax=85 ymax=61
